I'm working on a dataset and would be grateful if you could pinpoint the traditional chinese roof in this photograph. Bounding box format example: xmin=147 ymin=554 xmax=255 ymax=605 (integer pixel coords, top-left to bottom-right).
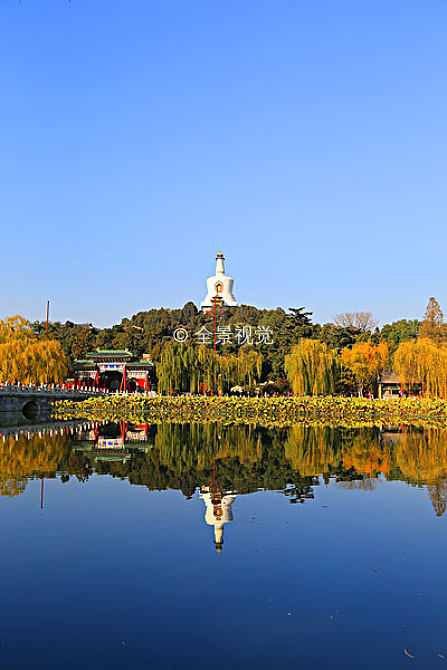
xmin=128 ymin=361 xmax=155 ymax=369
xmin=380 ymin=371 xmax=401 ymax=384
xmin=73 ymin=360 xmax=96 ymax=369
xmin=379 ymin=370 xmax=422 ymax=387
xmin=85 ymin=349 xmax=134 ymax=360
xmin=74 ymin=350 xmax=155 ymax=371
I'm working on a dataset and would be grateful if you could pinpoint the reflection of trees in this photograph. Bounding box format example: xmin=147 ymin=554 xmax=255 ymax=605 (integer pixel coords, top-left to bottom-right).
xmin=68 ymin=423 xmax=399 ymax=499
xmin=342 ymin=432 xmax=392 ymax=479
xmin=394 ymin=428 xmax=447 ymax=483
xmin=0 ymin=432 xmax=70 ymax=497
xmin=394 ymin=428 xmax=447 ymax=516
xmin=336 ymin=479 xmax=378 ymax=491
xmin=7 ymin=422 xmax=447 ymax=516
xmin=284 ymin=425 xmax=341 ymax=476
xmin=283 ymin=425 xmax=391 ymax=483
xmin=90 ymin=423 xmax=317 ymax=499
xmin=65 ymin=449 xmax=94 ymax=482
xmin=428 ymin=480 xmax=447 ymax=517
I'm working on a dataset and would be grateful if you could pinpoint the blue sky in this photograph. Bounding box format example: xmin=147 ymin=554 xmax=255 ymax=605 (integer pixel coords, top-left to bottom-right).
xmin=1 ymin=0 xmax=446 ymax=327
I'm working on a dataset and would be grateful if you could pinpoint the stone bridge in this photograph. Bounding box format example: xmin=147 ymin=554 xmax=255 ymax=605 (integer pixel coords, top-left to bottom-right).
xmin=0 ymin=390 xmax=95 ymax=421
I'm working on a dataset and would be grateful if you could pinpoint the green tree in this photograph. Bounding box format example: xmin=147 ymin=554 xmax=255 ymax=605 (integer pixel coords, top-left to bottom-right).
xmin=317 ymin=324 xmax=363 ymax=353
xmin=380 ymin=319 xmax=421 ymax=352
xmin=71 ymin=328 xmax=97 ymax=360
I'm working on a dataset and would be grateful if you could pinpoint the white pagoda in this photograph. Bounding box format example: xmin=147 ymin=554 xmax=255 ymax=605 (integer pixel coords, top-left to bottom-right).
xmin=200 ymin=250 xmax=238 ymax=310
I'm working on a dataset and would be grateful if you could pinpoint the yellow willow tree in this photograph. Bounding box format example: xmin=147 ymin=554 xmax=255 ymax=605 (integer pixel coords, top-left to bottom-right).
xmin=393 ymin=337 xmax=447 ymax=398
xmin=157 ymin=342 xmax=263 ymax=394
xmin=340 ymin=341 xmax=389 ymax=396
xmin=0 ymin=315 xmax=68 ymax=384
xmin=235 ymin=347 xmax=263 ymax=390
xmin=284 ymin=339 xmax=339 ymax=396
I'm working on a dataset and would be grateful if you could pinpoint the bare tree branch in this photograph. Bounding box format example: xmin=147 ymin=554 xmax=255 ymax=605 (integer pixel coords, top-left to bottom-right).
xmin=333 ymin=312 xmax=378 ymax=332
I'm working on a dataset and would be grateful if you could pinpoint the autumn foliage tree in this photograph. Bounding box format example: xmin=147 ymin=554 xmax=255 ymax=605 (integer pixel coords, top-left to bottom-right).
xmin=0 ymin=432 xmax=70 ymax=497
xmin=419 ymin=297 xmax=446 ymax=341
xmin=284 ymin=339 xmax=339 ymax=396
xmin=393 ymin=337 xmax=447 ymax=398
xmin=0 ymin=316 xmax=68 ymax=384
xmin=340 ymin=341 xmax=389 ymax=396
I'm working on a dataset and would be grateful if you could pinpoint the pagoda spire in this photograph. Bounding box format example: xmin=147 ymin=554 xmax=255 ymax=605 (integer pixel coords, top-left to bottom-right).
xmin=216 ymin=250 xmax=225 ymax=275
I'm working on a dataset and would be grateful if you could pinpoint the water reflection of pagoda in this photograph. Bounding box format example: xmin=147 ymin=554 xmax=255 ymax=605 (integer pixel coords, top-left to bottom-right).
xmin=199 ymin=485 xmax=236 ymax=553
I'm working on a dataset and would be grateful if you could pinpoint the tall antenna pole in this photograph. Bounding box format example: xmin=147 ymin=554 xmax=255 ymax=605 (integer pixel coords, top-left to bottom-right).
xmin=46 ymin=300 xmax=50 ymax=334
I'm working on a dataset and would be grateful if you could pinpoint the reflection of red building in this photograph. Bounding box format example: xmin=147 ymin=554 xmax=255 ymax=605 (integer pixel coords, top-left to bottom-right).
xmin=72 ymin=421 xmax=152 ymax=462
xmin=80 ymin=422 xmax=149 ymax=446
xmin=71 ymin=350 xmax=156 ymax=392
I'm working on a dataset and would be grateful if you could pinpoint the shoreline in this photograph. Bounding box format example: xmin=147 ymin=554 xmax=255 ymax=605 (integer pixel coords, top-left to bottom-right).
xmin=54 ymin=395 xmax=447 ymax=425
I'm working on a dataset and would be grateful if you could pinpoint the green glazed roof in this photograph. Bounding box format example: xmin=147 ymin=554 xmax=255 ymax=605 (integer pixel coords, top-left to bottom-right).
xmin=86 ymin=349 xmax=133 ymax=358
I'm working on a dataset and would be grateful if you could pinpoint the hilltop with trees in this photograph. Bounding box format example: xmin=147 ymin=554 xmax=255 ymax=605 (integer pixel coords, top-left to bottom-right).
xmin=23 ymin=296 xmax=447 ymax=398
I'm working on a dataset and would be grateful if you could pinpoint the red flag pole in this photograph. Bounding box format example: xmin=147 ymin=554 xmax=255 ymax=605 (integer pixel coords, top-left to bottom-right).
xmin=120 ymin=421 xmax=128 ymax=443
xmin=213 ymin=298 xmax=217 ymax=354
xmin=120 ymin=366 xmax=127 ymax=393
xmin=46 ymin=300 xmax=50 ymax=334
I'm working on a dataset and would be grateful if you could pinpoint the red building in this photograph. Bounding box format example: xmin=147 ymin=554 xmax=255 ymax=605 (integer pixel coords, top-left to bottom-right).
xmin=71 ymin=349 xmax=156 ymax=392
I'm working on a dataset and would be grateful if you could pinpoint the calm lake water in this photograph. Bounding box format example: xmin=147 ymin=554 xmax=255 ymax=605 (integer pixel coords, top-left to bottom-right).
xmin=1 ymin=419 xmax=447 ymax=669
